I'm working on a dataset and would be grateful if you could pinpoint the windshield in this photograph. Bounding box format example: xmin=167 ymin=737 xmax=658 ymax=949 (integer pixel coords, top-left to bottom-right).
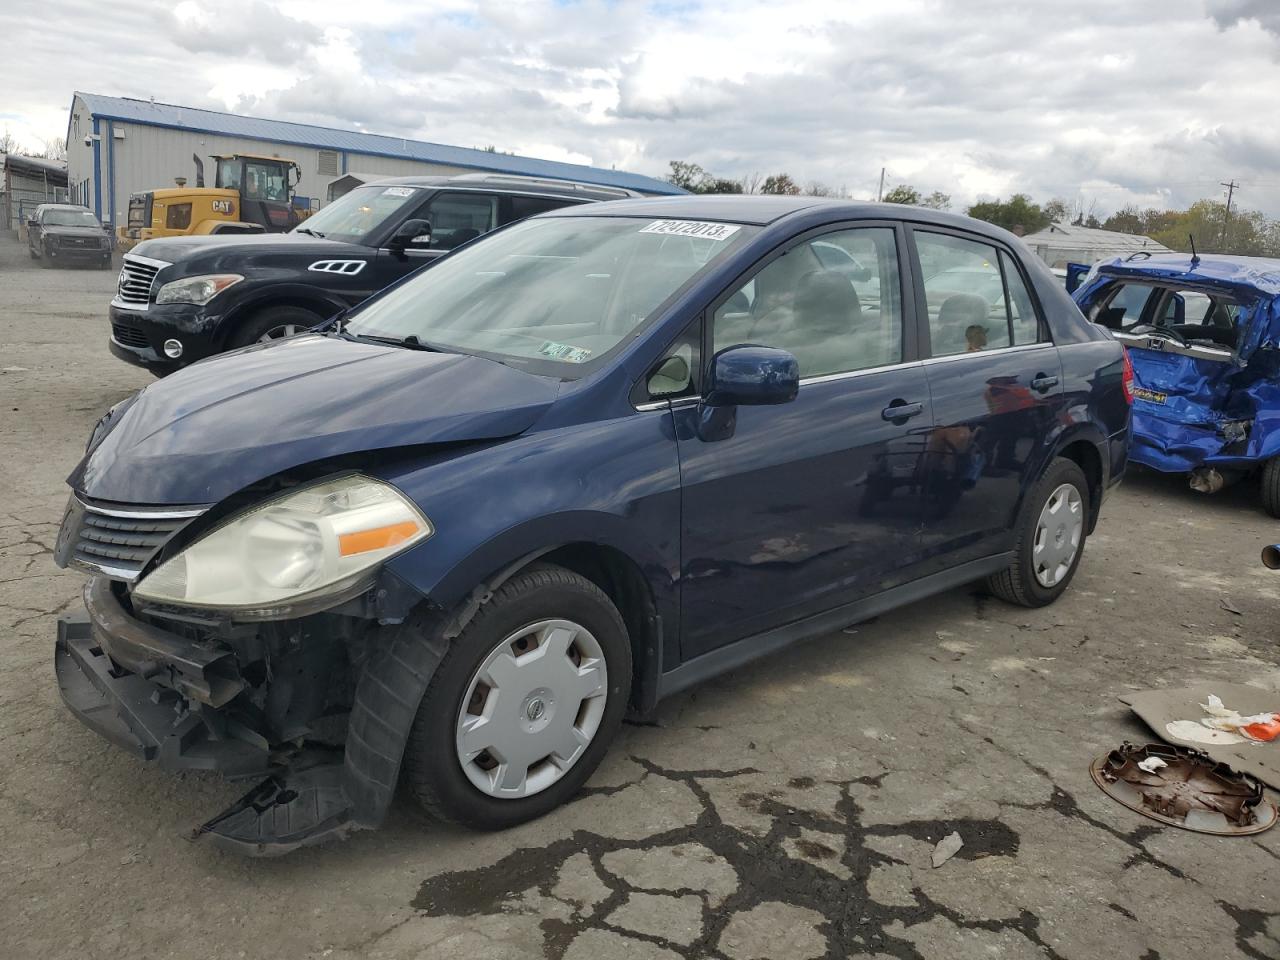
xmin=296 ymin=185 xmax=426 ymax=243
xmin=345 ymin=216 xmax=758 ymax=376
xmin=43 ymin=209 xmax=100 ymax=228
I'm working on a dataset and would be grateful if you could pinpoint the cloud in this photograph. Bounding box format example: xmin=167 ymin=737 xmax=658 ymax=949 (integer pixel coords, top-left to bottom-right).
xmin=4 ymin=0 xmax=1280 ymax=217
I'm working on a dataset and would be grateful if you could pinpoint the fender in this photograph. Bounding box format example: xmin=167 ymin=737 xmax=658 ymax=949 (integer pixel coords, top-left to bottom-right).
xmin=217 ymin=283 xmax=349 ymax=346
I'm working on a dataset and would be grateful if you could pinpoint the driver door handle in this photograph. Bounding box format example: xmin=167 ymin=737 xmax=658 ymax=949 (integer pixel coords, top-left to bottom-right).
xmin=1031 ymin=374 xmax=1059 ymax=392
xmin=881 ymin=400 xmax=923 ymax=421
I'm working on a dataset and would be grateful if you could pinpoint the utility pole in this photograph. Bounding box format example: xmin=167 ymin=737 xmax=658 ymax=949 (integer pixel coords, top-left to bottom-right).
xmin=877 ymin=167 xmax=885 ymax=202
xmin=1220 ymin=179 xmax=1238 ymax=251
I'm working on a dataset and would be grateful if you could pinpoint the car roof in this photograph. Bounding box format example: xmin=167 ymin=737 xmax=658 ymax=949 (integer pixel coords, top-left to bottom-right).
xmin=353 ymin=173 xmax=645 ymax=201
xmin=38 ymin=203 xmax=96 ymax=213
xmin=1093 ymin=253 xmax=1280 ymax=298
xmin=537 ymin=194 xmax=1019 ymax=234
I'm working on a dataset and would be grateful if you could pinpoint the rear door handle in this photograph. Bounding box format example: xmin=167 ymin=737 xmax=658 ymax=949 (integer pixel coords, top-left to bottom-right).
xmin=881 ymin=400 xmax=924 ymax=421
xmin=1031 ymin=374 xmax=1059 ymax=392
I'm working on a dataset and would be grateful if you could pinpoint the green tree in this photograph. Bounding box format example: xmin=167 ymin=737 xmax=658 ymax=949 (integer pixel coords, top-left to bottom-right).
xmin=966 ymin=194 xmax=1051 ymax=235
xmin=760 ymin=173 xmax=801 ymax=195
xmin=922 ymin=190 xmax=951 ymax=210
xmin=1101 ymin=205 xmax=1143 ymax=234
xmin=1042 ymin=198 xmax=1069 ymax=223
xmin=701 ymin=177 xmax=743 ymax=194
xmin=667 ymin=161 xmax=709 ymax=192
xmin=881 ymin=184 xmax=921 ymax=205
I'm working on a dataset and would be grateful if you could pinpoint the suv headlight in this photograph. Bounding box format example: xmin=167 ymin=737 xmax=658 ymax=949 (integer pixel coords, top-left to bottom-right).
xmin=155 ymin=274 xmax=244 ymax=305
xmin=133 ymin=476 xmax=431 ymax=617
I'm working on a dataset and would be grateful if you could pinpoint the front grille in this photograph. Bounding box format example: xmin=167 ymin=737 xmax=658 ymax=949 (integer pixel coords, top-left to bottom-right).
xmin=56 ymin=497 xmax=207 ymax=582
xmin=116 ymin=255 xmax=167 ymax=308
xmin=111 ymin=321 xmax=149 ymax=348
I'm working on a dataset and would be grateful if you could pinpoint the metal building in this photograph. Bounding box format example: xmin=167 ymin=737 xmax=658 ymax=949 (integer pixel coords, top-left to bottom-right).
xmin=66 ymin=92 xmax=681 ymax=229
xmin=1 ymin=153 xmax=69 ymax=232
xmin=1020 ymin=221 xmax=1175 ymax=268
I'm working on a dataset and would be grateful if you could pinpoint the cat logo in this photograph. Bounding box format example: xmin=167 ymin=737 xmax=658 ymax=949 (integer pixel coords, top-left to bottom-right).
xmin=212 ymin=199 xmax=235 ymax=215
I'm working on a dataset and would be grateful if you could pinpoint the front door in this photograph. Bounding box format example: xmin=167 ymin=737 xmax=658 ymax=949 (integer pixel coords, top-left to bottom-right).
xmin=373 ymin=190 xmax=502 ymax=289
xmin=675 ymin=224 xmax=934 ymax=659
xmin=909 ymin=228 xmax=1066 ymax=570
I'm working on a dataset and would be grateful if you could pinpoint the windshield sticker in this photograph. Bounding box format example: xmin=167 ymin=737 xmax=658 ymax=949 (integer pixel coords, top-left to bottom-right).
xmin=381 ymin=186 xmax=416 ymax=197
xmin=539 ymin=341 xmax=593 ymax=363
xmin=639 ymin=220 xmax=742 ymax=241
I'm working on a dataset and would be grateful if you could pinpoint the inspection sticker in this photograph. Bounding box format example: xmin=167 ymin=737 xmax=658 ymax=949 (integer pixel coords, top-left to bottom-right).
xmin=1132 ymin=387 xmax=1167 ymax=404
xmin=639 ymin=220 xmax=741 ymax=241
xmin=539 ymin=341 xmax=593 ymax=363
xmin=382 ymin=186 xmax=417 ymax=197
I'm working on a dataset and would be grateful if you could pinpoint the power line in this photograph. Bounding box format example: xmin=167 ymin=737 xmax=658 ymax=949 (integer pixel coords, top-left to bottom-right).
xmin=1221 ymin=179 xmax=1238 ymax=250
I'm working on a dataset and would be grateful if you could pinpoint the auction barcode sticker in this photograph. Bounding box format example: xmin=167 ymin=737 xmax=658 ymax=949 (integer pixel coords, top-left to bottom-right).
xmin=639 ymin=220 xmax=742 ymax=241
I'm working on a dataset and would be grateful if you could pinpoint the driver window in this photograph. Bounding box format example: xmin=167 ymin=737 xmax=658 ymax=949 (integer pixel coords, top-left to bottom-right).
xmin=711 ymin=227 xmax=902 ymax=378
xmin=421 ymin=193 xmax=499 ymax=250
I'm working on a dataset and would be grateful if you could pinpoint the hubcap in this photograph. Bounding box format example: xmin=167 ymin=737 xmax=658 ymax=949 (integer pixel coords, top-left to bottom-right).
xmin=1033 ymin=483 xmax=1083 ymax=587
xmin=455 ymin=619 xmax=608 ymax=799
xmin=258 ymin=323 xmax=304 ymax=342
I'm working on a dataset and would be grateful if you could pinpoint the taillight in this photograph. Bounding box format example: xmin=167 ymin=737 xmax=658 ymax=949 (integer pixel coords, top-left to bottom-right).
xmin=1121 ymin=348 xmax=1134 ymax=405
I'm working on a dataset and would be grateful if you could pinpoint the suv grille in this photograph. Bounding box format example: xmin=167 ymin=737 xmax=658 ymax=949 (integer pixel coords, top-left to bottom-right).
xmin=111 ymin=321 xmax=149 ymax=348
xmin=55 ymin=497 xmax=207 ymax=582
xmin=116 ymin=255 xmax=167 ymax=308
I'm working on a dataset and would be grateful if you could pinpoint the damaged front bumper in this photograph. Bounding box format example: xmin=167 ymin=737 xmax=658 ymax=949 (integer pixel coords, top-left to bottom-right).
xmin=55 ymin=577 xmax=427 ymax=856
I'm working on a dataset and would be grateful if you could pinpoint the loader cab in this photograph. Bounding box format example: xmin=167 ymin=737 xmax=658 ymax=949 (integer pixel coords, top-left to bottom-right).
xmin=214 ymin=155 xmax=300 ymax=232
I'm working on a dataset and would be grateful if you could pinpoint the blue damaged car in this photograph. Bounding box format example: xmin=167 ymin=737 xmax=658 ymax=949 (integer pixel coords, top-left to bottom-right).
xmin=1074 ymin=253 xmax=1280 ymax=514
xmin=52 ymin=196 xmax=1130 ymax=855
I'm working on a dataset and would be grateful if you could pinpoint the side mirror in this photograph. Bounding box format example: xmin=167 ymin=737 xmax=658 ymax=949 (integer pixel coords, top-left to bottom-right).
xmin=27 ymin=217 xmax=37 ymax=227
xmin=389 ymin=218 xmax=432 ymax=249
xmin=705 ymin=345 xmax=799 ymax=407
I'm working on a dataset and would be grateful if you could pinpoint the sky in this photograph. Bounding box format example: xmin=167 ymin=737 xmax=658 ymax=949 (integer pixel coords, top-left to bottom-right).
xmin=4 ymin=0 xmax=1280 ymax=218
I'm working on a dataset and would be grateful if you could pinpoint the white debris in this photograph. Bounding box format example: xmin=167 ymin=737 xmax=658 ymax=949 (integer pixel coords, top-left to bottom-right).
xmin=931 ymin=832 xmax=963 ymax=868
xmin=1137 ymin=756 xmax=1168 ymax=774
xmin=1166 ymin=720 xmax=1248 ymax=745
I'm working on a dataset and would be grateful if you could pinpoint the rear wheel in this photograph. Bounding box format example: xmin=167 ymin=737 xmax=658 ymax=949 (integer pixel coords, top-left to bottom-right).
xmin=1260 ymin=458 xmax=1280 ymax=518
xmin=404 ymin=564 xmax=631 ymax=830
xmin=232 ymin=305 xmax=323 ymax=347
xmin=986 ymin=457 xmax=1090 ymax=607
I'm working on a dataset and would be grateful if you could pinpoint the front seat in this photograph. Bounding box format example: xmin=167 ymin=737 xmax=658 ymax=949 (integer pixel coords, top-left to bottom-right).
xmin=786 ymin=270 xmax=863 ymax=376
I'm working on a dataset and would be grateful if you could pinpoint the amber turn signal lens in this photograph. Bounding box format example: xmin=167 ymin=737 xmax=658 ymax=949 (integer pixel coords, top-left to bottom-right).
xmin=338 ymin=520 xmax=422 ymax=557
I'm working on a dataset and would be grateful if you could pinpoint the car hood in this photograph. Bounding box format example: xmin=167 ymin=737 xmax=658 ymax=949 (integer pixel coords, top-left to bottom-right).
xmin=70 ymin=335 xmax=560 ymax=505
xmin=44 ymin=225 xmax=106 ymax=238
xmin=134 ymin=231 xmax=366 ymax=265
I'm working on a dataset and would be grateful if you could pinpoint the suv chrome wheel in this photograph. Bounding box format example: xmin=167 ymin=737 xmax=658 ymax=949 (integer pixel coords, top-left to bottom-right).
xmin=455 ymin=618 xmax=608 ymax=799
xmin=257 ymin=323 xmax=304 ymax=342
xmin=1033 ymin=483 xmax=1083 ymax=587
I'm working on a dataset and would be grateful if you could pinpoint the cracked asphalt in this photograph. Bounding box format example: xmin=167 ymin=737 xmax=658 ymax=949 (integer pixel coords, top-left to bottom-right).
xmin=1 ymin=234 xmax=1278 ymax=960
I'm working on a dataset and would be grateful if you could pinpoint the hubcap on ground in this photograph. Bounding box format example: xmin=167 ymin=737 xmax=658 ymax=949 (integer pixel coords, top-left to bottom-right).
xmin=258 ymin=323 xmax=304 ymax=342
xmin=455 ymin=619 xmax=608 ymax=799
xmin=1033 ymin=482 xmax=1083 ymax=587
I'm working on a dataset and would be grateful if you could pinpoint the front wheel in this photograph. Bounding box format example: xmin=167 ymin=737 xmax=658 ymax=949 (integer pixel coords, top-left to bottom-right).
xmin=986 ymin=457 xmax=1090 ymax=607
xmin=231 ymin=305 xmax=323 ymax=347
xmin=403 ymin=564 xmax=631 ymax=830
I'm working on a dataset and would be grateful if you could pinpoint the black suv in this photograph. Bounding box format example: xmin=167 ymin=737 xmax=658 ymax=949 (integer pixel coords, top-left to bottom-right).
xmin=107 ymin=174 xmax=643 ymax=372
xmin=28 ymin=203 xmax=113 ymax=269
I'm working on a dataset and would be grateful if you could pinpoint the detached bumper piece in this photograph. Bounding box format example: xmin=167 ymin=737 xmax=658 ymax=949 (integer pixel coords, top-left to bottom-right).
xmin=55 ymin=578 xmax=379 ymax=855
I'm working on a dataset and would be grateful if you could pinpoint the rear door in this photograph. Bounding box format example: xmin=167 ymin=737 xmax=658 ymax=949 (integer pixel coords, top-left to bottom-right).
xmin=910 ymin=228 xmax=1066 ymax=570
xmin=675 ymin=223 xmax=935 ymax=658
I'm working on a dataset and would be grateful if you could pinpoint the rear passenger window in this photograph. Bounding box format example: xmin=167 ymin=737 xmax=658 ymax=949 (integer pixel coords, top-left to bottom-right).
xmin=1001 ymin=251 xmax=1042 ymax=345
xmin=712 ymin=227 xmax=903 ymax=379
xmin=917 ymin=232 xmax=1018 ymax=356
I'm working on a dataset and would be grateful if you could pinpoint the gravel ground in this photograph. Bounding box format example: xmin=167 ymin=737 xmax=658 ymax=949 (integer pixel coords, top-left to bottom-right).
xmin=1 ymin=233 xmax=1278 ymax=960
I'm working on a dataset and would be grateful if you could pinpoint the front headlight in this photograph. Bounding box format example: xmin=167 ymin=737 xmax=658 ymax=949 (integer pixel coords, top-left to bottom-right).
xmin=133 ymin=476 xmax=431 ymax=616
xmin=155 ymin=274 xmax=244 ymax=305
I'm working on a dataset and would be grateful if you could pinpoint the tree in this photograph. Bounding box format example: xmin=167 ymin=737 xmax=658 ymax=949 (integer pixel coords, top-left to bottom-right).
xmin=881 ymin=184 xmax=921 ymax=205
xmin=0 ymin=127 xmax=16 ymax=155
xmin=1101 ymin=205 xmax=1144 ymax=234
xmin=966 ymin=194 xmax=1050 ymax=235
xmin=40 ymin=136 xmax=66 ymax=161
xmin=1042 ymin=198 xmax=1069 ymax=223
xmin=922 ymin=190 xmax=951 ymax=210
xmin=760 ymin=173 xmax=801 ymax=195
xmin=667 ymin=161 xmax=709 ymax=192
xmin=701 ymin=177 xmax=743 ymax=194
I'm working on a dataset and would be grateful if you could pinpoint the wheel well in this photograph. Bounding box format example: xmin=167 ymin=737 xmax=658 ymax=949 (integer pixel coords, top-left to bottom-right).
xmin=1057 ymin=439 xmax=1103 ymax=531
xmin=540 ymin=543 xmax=660 ymax=714
xmin=224 ymin=297 xmax=334 ymax=347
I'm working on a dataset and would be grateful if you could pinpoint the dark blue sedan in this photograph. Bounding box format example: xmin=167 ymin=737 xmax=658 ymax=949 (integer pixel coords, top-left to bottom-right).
xmin=52 ymin=196 xmax=1131 ymax=854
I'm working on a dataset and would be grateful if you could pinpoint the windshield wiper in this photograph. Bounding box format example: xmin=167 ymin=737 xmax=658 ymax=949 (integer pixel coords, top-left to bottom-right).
xmin=295 ymin=226 xmax=326 ymax=238
xmin=345 ymin=332 xmax=449 ymax=353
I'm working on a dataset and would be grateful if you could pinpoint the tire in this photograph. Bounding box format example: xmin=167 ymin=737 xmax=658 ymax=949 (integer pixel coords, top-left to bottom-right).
xmin=39 ymin=245 xmax=53 ymax=268
xmin=1261 ymin=458 xmax=1280 ymax=518
xmin=28 ymin=246 xmax=37 ymax=259
xmin=231 ymin=305 xmax=323 ymax=347
xmin=404 ymin=563 xmax=631 ymax=830
xmin=986 ymin=457 xmax=1090 ymax=608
